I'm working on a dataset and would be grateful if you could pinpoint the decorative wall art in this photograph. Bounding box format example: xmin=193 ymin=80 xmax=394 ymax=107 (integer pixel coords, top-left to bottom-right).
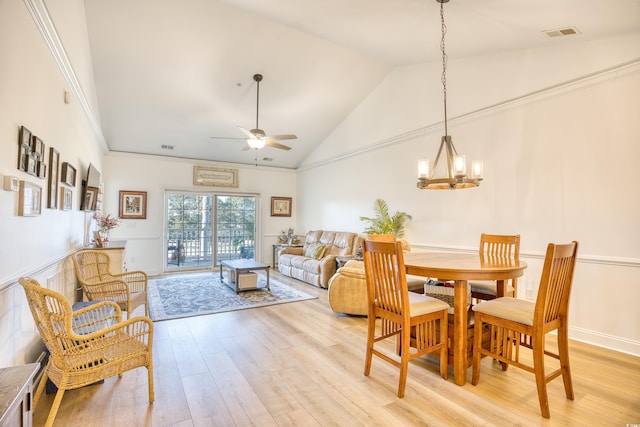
xmin=271 ymin=197 xmax=292 ymax=217
xmin=61 ymin=187 xmax=72 ymax=211
xmin=18 ymin=180 xmax=42 ymax=216
xmin=31 ymin=135 xmax=44 ymax=159
xmin=119 ymin=190 xmax=147 ymax=219
xmin=17 ymin=126 xmax=31 ymax=172
xmin=193 ymin=166 xmax=238 ymax=187
xmin=83 ymin=186 xmax=98 ymax=211
xmin=61 ymin=162 xmax=76 ymax=186
xmin=47 ymin=147 xmax=59 ymax=209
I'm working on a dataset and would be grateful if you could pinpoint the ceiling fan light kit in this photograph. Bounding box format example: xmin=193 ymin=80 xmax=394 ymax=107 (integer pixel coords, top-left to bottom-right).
xmin=417 ymin=0 xmax=483 ymax=190
xmin=211 ymin=73 xmax=297 ymax=155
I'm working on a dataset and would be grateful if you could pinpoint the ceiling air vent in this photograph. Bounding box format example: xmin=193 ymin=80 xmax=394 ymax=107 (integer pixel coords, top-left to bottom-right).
xmin=161 ymin=144 xmax=174 ymax=150
xmin=543 ymin=26 xmax=580 ymax=38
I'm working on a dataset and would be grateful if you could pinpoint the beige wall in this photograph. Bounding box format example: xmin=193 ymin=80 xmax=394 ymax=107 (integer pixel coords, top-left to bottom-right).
xmin=1 ymin=0 xmax=638 ymax=371
xmin=296 ymin=39 xmax=640 ymax=355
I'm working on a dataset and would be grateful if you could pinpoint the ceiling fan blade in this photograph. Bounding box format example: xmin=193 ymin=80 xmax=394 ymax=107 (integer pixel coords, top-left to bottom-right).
xmin=265 ymin=141 xmax=292 ymax=151
xmin=264 ymin=134 xmax=297 ymax=141
xmin=238 ymin=126 xmax=257 ymax=139
xmin=209 ymin=136 xmax=246 ymax=140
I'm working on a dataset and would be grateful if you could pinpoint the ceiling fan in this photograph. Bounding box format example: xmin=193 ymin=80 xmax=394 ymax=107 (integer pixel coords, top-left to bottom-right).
xmin=211 ymin=73 xmax=297 ymax=151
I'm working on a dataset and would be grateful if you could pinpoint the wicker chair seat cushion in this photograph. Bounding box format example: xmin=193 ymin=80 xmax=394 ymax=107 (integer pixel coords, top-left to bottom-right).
xmin=470 ymin=280 xmax=515 ymax=296
xmin=472 ymin=297 xmax=535 ymax=326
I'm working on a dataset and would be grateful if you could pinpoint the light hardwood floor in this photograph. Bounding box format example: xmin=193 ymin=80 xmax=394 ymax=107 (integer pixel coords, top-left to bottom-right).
xmin=34 ymin=271 xmax=640 ymax=426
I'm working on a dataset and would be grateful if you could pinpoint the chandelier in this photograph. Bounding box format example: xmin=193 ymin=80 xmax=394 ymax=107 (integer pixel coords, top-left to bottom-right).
xmin=417 ymin=0 xmax=483 ymax=190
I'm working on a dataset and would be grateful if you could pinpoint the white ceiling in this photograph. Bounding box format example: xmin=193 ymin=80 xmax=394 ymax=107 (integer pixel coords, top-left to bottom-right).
xmin=81 ymin=0 xmax=640 ymax=168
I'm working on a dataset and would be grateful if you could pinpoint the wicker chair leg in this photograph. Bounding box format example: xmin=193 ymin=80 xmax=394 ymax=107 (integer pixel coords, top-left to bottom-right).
xmin=148 ymin=365 xmax=155 ymax=403
xmin=32 ymin=371 xmax=48 ymax=410
xmin=44 ymin=389 xmax=66 ymax=427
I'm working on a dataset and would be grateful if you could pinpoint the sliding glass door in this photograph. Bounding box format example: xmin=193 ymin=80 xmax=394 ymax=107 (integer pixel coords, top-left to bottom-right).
xmin=165 ymin=191 xmax=258 ymax=272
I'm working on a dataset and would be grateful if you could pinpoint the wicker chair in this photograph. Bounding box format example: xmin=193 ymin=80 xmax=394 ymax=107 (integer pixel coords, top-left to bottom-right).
xmin=471 ymin=241 xmax=579 ymax=418
xmin=362 ymin=240 xmax=449 ymax=397
xmin=73 ymin=250 xmax=148 ymax=318
xmin=19 ymin=277 xmax=154 ymax=427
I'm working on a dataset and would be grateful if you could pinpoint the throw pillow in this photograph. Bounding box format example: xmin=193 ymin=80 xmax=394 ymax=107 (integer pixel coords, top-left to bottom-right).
xmin=305 ymin=243 xmax=326 ymax=259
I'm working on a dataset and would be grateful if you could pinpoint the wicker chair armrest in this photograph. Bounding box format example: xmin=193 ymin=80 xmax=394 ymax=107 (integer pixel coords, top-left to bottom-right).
xmin=82 ymin=279 xmax=130 ymax=302
xmin=67 ymin=316 xmax=154 ymax=343
xmin=111 ymin=270 xmax=148 ymax=292
xmin=72 ymin=301 xmax=122 ymax=330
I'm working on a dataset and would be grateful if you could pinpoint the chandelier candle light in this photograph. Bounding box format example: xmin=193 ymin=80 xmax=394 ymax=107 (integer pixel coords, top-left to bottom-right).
xmin=417 ymin=0 xmax=483 ymax=190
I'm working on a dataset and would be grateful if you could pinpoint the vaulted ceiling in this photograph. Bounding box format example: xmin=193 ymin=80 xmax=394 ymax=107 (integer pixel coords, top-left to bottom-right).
xmin=78 ymin=0 xmax=640 ymax=168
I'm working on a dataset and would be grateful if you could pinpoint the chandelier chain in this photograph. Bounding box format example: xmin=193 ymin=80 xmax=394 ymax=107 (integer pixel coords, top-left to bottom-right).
xmin=440 ymin=1 xmax=448 ymax=136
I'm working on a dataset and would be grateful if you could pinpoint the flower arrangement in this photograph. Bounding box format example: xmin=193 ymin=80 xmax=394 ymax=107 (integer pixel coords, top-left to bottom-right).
xmin=278 ymin=228 xmax=299 ymax=245
xmin=93 ymin=212 xmax=120 ymax=232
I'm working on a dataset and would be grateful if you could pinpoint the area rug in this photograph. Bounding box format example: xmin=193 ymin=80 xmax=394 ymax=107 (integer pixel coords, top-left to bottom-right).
xmin=147 ymin=272 xmax=317 ymax=321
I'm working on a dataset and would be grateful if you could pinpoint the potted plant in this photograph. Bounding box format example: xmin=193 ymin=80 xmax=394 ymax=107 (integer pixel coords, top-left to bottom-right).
xmin=359 ymin=198 xmax=412 ymax=241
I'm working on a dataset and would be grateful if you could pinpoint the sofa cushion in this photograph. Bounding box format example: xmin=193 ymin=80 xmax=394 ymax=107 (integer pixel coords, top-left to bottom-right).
xmin=305 ymin=243 xmax=326 ymax=259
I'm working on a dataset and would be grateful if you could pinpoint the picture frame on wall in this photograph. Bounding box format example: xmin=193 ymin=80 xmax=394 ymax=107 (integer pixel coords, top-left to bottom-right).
xmin=61 ymin=187 xmax=72 ymax=211
xmin=271 ymin=197 xmax=292 ymax=217
xmin=18 ymin=126 xmax=31 ymax=171
xmin=119 ymin=190 xmax=147 ymax=219
xmin=61 ymin=162 xmax=76 ymax=186
xmin=18 ymin=180 xmax=42 ymax=216
xmin=31 ymin=136 xmax=44 ymax=159
xmin=37 ymin=160 xmax=47 ymax=179
xmin=47 ymin=147 xmax=59 ymax=209
xmin=26 ymin=155 xmax=37 ymax=176
xmin=83 ymin=186 xmax=98 ymax=211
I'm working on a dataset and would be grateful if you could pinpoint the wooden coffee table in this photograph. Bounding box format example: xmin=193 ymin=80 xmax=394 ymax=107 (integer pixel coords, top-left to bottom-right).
xmin=219 ymin=259 xmax=270 ymax=293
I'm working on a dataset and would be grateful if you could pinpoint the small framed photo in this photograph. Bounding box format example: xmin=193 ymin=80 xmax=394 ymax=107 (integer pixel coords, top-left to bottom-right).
xmin=119 ymin=190 xmax=147 ymax=219
xmin=18 ymin=126 xmax=32 ymax=171
xmin=60 ymin=187 xmax=72 ymax=211
xmin=83 ymin=186 xmax=98 ymax=211
xmin=18 ymin=180 xmax=42 ymax=216
xmin=47 ymin=147 xmax=59 ymax=209
xmin=93 ymin=230 xmax=103 ymax=248
xmin=26 ymin=154 xmax=37 ymax=176
xmin=31 ymin=136 xmax=44 ymax=158
xmin=37 ymin=160 xmax=47 ymax=179
xmin=61 ymin=162 xmax=76 ymax=186
xmin=271 ymin=197 xmax=292 ymax=217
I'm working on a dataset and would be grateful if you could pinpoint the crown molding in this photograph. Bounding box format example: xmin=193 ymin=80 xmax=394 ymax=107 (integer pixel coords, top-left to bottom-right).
xmin=22 ymin=0 xmax=107 ymax=150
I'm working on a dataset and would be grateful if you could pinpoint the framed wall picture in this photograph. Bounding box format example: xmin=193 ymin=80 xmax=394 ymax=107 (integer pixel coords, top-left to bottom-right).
xmin=271 ymin=197 xmax=292 ymax=217
xmin=18 ymin=126 xmax=31 ymax=171
xmin=37 ymin=160 xmax=47 ymax=179
xmin=18 ymin=180 xmax=42 ymax=216
xmin=47 ymin=147 xmax=59 ymax=209
xmin=83 ymin=186 xmax=98 ymax=211
xmin=60 ymin=187 xmax=72 ymax=211
xmin=193 ymin=165 xmax=239 ymax=187
xmin=61 ymin=162 xmax=76 ymax=186
xmin=26 ymin=154 xmax=37 ymax=176
xmin=119 ymin=190 xmax=147 ymax=219
xmin=31 ymin=136 xmax=44 ymax=159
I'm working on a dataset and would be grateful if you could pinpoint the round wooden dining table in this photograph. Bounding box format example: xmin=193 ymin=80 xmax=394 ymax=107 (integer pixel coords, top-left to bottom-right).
xmin=403 ymin=251 xmax=527 ymax=386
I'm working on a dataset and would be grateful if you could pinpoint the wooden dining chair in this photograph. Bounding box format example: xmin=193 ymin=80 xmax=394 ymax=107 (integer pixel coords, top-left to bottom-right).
xmin=470 ymin=233 xmax=520 ymax=301
xmin=471 ymin=241 xmax=578 ymax=418
xmin=73 ymin=250 xmax=149 ymax=319
xmin=362 ymin=239 xmax=449 ymax=397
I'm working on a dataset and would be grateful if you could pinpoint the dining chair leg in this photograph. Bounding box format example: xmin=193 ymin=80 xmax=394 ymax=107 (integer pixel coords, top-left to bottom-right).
xmin=532 ymin=335 xmax=550 ymax=418
xmin=364 ymin=316 xmax=375 ymax=376
xmin=438 ymin=313 xmax=448 ymax=380
xmin=558 ymin=325 xmax=574 ymax=400
xmin=471 ymin=316 xmax=482 ymax=385
xmin=397 ymin=327 xmax=411 ymax=398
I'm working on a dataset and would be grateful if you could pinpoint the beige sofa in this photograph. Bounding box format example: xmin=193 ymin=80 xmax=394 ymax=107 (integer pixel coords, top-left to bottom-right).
xmin=278 ymin=230 xmax=363 ymax=288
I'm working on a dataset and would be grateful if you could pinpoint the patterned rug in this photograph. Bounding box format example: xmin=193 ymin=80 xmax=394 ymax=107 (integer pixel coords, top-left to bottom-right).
xmin=147 ymin=272 xmax=317 ymax=321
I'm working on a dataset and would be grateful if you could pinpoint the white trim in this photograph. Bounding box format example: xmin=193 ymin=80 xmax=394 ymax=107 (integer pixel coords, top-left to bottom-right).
xmin=22 ymin=0 xmax=107 ymax=150
xmin=298 ymin=58 xmax=640 ymax=172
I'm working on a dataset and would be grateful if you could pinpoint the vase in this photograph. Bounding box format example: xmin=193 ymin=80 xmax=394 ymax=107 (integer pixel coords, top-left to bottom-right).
xmin=100 ymin=229 xmax=109 ymax=243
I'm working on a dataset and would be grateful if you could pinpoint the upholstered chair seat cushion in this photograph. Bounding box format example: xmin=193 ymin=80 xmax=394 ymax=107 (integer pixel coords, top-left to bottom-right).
xmin=472 ymin=297 xmax=535 ymax=326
